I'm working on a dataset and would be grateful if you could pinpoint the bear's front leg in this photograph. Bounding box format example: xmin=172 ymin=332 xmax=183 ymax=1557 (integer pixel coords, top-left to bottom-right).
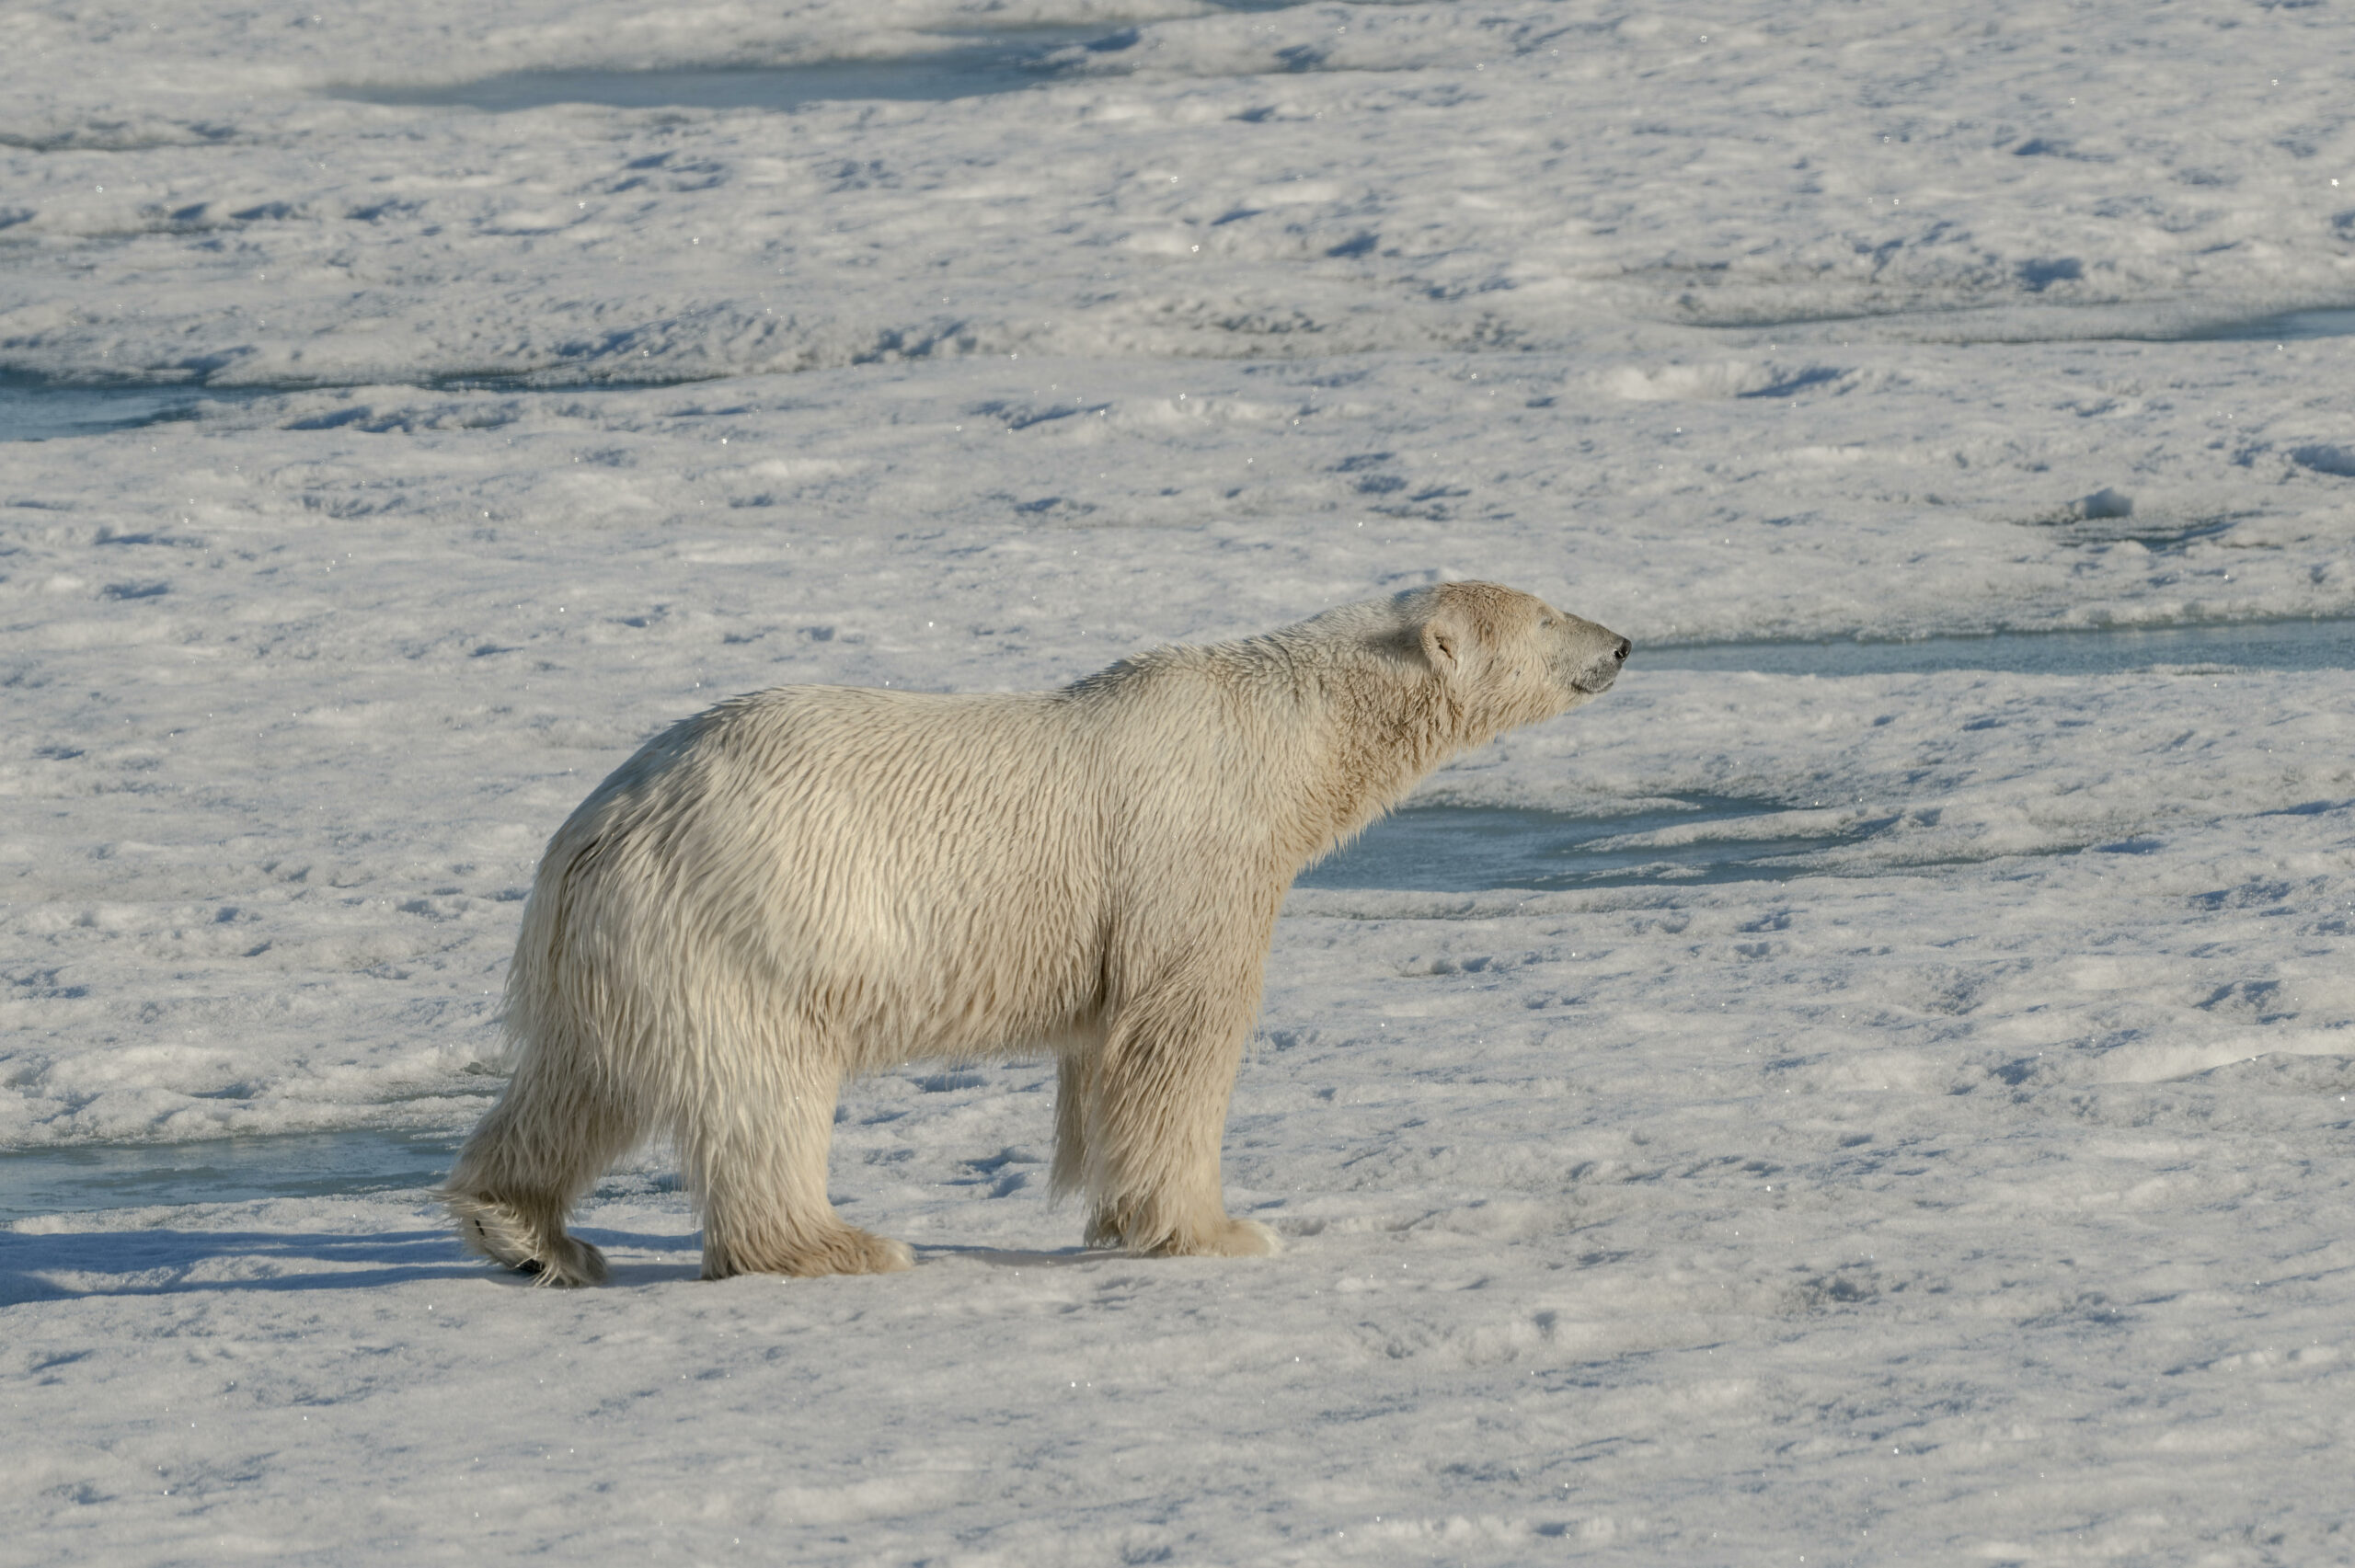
xmin=1074 ymin=970 xmax=1281 ymax=1259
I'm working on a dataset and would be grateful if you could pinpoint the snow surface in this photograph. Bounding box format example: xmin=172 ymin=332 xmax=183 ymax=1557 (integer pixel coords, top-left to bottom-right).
xmin=5 ymin=0 xmax=2354 ymax=1561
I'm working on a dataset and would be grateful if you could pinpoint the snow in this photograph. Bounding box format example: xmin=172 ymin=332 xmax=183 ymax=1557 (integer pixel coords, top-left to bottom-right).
xmin=4 ymin=0 xmax=2353 ymax=1561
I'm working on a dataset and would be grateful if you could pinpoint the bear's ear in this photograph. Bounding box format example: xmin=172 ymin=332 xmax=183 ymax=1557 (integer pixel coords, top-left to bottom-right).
xmin=1419 ymin=601 xmax=1475 ymax=679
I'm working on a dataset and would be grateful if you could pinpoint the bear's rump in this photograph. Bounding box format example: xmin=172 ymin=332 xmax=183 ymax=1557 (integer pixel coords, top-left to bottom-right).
xmin=563 ymin=696 xmax=1116 ymax=1068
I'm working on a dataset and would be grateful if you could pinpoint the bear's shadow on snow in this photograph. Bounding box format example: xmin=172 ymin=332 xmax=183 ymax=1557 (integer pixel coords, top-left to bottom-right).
xmin=914 ymin=1243 xmax=1098 ymax=1270
xmin=0 ymin=1224 xmax=1224 ymax=1289
xmin=0 ymin=1224 xmax=701 ymax=1303
xmin=0 ymin=1225 xmax=1122 ymax=1299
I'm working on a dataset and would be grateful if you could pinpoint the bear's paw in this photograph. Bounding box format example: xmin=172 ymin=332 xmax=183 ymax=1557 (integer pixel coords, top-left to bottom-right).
xmin=1161 ymin=1217 xmax=1282 ymax=1259
xmin=703 ymin=1225 xmax=914 ymax=1280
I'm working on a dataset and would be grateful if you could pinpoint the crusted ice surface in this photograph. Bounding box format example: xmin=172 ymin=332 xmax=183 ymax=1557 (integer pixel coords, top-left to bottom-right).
xmin=3 ymin=1 xmax=2353 ymax=1562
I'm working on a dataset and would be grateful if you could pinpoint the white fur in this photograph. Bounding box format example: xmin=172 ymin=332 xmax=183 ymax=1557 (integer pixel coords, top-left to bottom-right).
xmin=441 ymin=581 xmax=1628 ymax=1283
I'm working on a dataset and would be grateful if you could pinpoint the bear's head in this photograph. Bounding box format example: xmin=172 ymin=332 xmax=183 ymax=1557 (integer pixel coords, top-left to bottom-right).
xmin=1407 ymin=581 xmax=1630 ymax=740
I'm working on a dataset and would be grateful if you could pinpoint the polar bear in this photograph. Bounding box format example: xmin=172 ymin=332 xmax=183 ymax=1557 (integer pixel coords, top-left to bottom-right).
xmin=442 ymin=581 xmax=1628 ymax=1284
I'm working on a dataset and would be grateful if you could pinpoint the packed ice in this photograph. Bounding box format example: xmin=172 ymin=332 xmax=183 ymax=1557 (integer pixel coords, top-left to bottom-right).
xmin=4 ymin=0 xmax=2352 ymax=1561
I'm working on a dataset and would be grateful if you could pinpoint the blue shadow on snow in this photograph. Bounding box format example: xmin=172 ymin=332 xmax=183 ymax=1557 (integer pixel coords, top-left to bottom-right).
xmin=0 ymin=1224 xmax=703 ymax=1304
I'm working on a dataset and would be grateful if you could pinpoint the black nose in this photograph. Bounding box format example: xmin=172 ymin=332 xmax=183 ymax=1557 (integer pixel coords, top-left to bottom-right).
xmin=1614 ymin=638 xmax=1631 ymax=662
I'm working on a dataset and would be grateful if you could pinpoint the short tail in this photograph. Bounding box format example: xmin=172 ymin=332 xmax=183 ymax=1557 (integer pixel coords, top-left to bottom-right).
xmin=440 ymin=1186 xmax=609 ymax=1288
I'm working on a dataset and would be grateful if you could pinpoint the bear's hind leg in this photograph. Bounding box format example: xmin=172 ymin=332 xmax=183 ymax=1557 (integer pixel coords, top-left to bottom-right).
xmin=1050 ymin=1052 xmax=1097 ymax=1206
xmin=684 ymin=1049 xmax=913 ymax=1280
xmin=441 ymin=1055 xmax=642 ymax=1286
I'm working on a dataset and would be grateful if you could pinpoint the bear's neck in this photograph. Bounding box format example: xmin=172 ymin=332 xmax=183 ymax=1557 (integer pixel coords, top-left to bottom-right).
xmin=1287 ymin=655 xmax=1475 ymax=868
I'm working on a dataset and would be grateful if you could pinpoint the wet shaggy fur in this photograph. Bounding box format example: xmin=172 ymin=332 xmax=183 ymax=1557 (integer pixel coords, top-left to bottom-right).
xmin=441 ymin=581 xmax=1630 ymax=1284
